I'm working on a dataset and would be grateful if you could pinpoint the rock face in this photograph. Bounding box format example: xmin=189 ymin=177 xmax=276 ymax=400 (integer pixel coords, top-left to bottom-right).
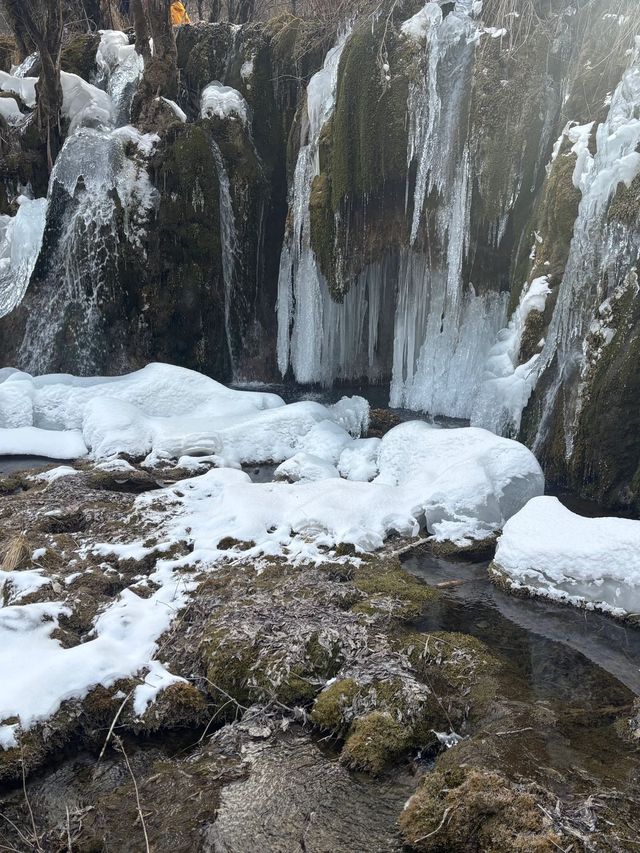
xmin=1 ymin=3 xmax=640 ymax=508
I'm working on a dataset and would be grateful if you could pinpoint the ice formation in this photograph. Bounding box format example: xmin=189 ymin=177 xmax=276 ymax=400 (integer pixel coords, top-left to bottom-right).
xmin=277 ymin=8 xmax=509 ymax=418
xmin=471 ymin=276 xmax=551 ymax=436
xmin=18 ymin=127 xmax=159 ymax=373
xmin=95 ymin=29 xmax=144 ymax=125
xmin=493 ymin=496 xmax=640 ymax=618
xmin=530 ymin=44 xmax=640 ymax=455
xmin=0 ymin=197 xmax=47 ymax=319
xmin=277 ymin=30 xmax=351 ymax=382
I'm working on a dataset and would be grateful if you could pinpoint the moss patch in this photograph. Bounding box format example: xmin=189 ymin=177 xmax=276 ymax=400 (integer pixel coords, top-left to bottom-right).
xmin=61 ymin=33 xmax=101 ymax=80
xmin=400 ymin=767 xmax=564 ymax=852
xmin=351 ymin=557 xmax=437 ymax=619
xmin=341 ymin=711 xmax=408 ymax=775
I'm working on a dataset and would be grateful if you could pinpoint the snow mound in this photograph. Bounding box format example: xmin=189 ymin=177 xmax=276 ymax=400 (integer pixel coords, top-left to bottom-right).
xmin=0 ymin=427 xmax=88 ymax=459
xmin=0 ymin=71 xmax=36 ymax=107
xmin=0 ymin=364 xmax=366 ymax=464
xmin=375 ymin=422 xmax=544 ymax=543
xmin=0 ymin=97 xmax=23 ymax=124
xmin=493 ymin=496 xmax=640 ymax=618
xmin=201 ymin=82 xmax=248 ymax=124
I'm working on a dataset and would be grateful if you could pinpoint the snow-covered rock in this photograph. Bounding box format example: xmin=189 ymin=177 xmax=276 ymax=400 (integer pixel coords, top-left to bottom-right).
xmin=375 ymin=421 xmax=544 ymax=543
xmin=492 ymin=496 xmax=640 ymax=618
xmin=201 ymin=82 xmax=248 ymax=124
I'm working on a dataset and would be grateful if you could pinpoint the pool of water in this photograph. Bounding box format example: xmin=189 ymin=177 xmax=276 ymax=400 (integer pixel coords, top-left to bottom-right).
xmin=0 ymin=455 xmax=61 ymax=475
xmin=405 ymin=552 xmax=640 ymax=788
xmin=405 ymin=552 xmax=640 ymax=697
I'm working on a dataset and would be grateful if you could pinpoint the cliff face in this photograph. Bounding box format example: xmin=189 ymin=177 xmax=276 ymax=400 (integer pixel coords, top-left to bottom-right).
xmin=1 ymin=2 xmax=640 ymax=510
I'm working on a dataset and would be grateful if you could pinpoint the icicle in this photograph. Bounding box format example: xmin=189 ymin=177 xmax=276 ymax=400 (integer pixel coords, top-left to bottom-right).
xmin=211 ymin=139 xmax=239 ymax=372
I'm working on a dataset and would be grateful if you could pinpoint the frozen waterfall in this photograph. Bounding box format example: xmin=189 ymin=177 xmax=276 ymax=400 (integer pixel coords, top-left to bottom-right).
xmin=276 ymin=30 xmax=351 ymax=384
xmin=276 ymin=2 xmax=508 ymax=420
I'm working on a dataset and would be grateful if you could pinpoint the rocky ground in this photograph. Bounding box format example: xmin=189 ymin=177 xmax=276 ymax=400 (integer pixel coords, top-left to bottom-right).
xmin=0 ymin=458 xmax=638 ymax=852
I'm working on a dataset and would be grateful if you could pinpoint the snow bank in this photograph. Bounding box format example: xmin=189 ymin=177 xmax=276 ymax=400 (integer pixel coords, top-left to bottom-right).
xmin=201 ymin=82 xmax=248 ymax=124
xmin=493 ymin=496 xmax=640 ymax=618
xmin=0 ymin=365 xmax=541 ymax=546
xmin=375 ymin=422 xmax=544 ymax=543
xmin=0 ymin=364 xmax=368 ymax=464
xmin=0 ymin=196 xmax=47 ymax=319
xmin=0 ymin=427 xmax=88 ymax=459
xmin=0 ymin=553 xmax=191 ymax=745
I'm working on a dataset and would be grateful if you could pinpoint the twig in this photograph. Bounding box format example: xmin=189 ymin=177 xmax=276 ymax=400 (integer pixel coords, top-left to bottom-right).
xmin=98 ymin=689 xmax=134 ymax=761
xmin=20 ymin=739 xmax=42 ymax=852
xmin=414 ymin=806 xmax=453 ymax=842
xmin=114 ymin=737 xmax=150 ymax=853
xmin=65 ymin=806 xmax=72 ymax=853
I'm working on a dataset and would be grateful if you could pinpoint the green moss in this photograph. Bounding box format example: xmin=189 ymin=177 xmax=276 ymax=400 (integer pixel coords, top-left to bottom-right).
xmin=202 ymin=626 xmax=257 ymax=710
xmin=331 ymin=24 xmax=409 ymax=207
xmin=309 ymin=172 xmax=336 ymax=292
xmin=608 ymin=172 xmax=640 ymax=227
xmin=0 ymin=35 xmax=17 ymax=73
xmin=310 ymin=678 xmax=360 ymax=731
xmin=518 ymin=308 xmax=546 ymax=364
xmin=400 ymin=767 xmax=564 ymax=852
xmin=527 ymin=141 xmax=581 ymax=290
xmin=202 ymin=623 xmax=345 ymax=713
xmin=570 ymin=271 xmax=640 ymax=513
xmin=61 ymin=33 xmax=101 ymax=80
xmin=351 ymin=557 xmax=437 ymax=619
xmin=341 ymin=711 xmax=409 ymax=775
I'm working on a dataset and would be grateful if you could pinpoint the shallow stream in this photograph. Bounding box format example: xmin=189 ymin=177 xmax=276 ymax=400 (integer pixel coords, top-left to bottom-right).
xmin=406 ymin=552 xmax=639 ymax=788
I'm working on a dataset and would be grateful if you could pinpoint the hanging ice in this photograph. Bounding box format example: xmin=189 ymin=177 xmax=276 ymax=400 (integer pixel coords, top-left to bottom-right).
xmin=471 ymin=277 xmax=551 ymax=436
xmin=18 ymin=127 xmax=159 ymax=374
xmin=95 ymin=30 xmax=144 ymax=127
xmin=210 ymin=139 xmax=239 ymax=371
xmin=276 ymin=30 xmax=351 ymax=383
xmin=0 ymin=197 xmax=47 ymax=319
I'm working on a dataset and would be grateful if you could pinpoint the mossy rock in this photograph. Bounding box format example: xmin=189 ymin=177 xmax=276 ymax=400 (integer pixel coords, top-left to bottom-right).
xmin=340 ymin=710 xmax=409 ymax=775
xmin=310 ymin=677 xmax=360 ymax=731
xmin=201 ymin=624 xmax=344 ymax=714
xmin=569 ymin=271 xmax=640 ymax=513
xmin=608 ymin=173 xmax=640 ymax=227
xmin=400 ymin=766 xmax=564 ymax=852
xmin=61 ymin=33 xmax=101 ymax=80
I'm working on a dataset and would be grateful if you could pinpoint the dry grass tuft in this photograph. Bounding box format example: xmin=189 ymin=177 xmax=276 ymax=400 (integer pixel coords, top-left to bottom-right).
xmin=2 ymin=534 xmax=31 ymax=572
